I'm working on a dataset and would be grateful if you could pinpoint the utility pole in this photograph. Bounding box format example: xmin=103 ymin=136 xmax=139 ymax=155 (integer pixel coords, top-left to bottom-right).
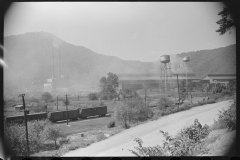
xmin=19 ymin=94 xmax=29 ymax=156
xmin=176 ymin=74 xmax=180 ymax=110
xmin=66 ymin=94 xmax=69 ymax=126
xmin=143 ymin=83 xmax=146 ymax=107
xmin=57 ymin=96 xmax=58 ymax=111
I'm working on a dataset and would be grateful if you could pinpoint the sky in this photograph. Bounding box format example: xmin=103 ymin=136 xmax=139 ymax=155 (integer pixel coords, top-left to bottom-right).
xmin=4 ymin=2 xmax=236 ymax=62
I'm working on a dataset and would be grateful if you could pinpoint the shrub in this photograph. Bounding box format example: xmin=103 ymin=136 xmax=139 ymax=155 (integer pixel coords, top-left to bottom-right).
xmin=96 ymin=133 xmax=106 ymax=142
xmin=29 ymin=102 xmax=47 ymax=113
xmin=129 ymin=119 xmax=210 ymax=156
xmin=114 ymin=103 xmax=130 ymax=128
xmin=152 ymin=110 xmax=164 ymax=120
xmin=216 ymin=99 xmax=236 ymax=131
xmin=158 ymin=97 xmax=173 ymax=110
xmin=59 ymin=137 xmax=70 ymax=145
xmin=42 ymin=125 xmax=66 ymax=149
xmin=41 ymin=92 xmax=53 ymax=103
xmin=99 ymin=101 xmax=105 ymax=106
xmin=88 ymin=93 xmax=98 ymax=100
xmin=114 ymin=97 xmax=151 ymax=128
xmin=107 ymin=121 xmax=115 ymax=128
xmin=4 ymin=120 xmax=51 ymax=156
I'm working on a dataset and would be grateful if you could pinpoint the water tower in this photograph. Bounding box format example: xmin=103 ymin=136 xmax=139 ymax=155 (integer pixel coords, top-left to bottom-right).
xmin=160 ymin=55 xmax=171 ymax=94
xmin=183 ymin=56 xmax=190 ymax=96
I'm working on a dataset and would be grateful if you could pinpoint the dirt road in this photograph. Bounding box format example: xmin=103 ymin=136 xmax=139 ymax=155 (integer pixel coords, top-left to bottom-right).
xmin=63 ymin=100 xmax=232 ymax=157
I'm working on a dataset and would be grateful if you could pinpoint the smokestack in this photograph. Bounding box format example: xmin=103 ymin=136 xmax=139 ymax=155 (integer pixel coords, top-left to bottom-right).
xmin=52 ymin=47 xmax=54 ymax=79
xmin=58 ymin=48 xmax=60 ymax=79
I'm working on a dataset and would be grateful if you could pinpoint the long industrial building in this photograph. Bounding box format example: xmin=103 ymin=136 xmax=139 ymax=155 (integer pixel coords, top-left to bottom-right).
xmin=117 ymin=73 xmax=201 ymax=92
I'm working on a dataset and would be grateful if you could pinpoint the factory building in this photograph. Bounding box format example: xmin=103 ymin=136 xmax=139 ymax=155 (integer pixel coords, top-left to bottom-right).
xmin=202 ymin=74 xmax=236 ymax=84
xmin=118 ymin=73 xmax=201 ymax=92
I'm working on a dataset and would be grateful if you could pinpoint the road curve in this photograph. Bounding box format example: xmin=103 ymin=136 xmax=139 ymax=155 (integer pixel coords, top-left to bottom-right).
xmin=63 ymin=100 xmax=232 ymax=157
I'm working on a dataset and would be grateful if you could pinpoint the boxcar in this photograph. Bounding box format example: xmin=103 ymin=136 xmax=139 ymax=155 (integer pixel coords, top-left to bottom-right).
xmin=27 ymin=112 xmax=47 ymax=121
xmin=80 ymin=108 xmax=90 ymax=119
xmin=96 ymin=106 xmax=107 ymax=116
xmin=48 ymin=109 xmax=79 ymax=122
xmin=79 ymin=106 xmax=107 ymax=119
xmin=5 ymin=115 xmax=24 ymax=124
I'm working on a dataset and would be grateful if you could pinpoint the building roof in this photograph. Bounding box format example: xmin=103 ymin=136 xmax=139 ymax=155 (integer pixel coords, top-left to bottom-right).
xmin=117 ymin=73 xmax=196 ymax=77
xmin=207 ymin=74 xmax=236 ymax=77
xmin=203 ymin=74 xmax=236 ymax=80
xmin=15 ymin=105 xmax=23 ymax=108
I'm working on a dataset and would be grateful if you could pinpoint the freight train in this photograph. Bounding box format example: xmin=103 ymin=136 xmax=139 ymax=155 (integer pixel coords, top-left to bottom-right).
xmin=5 ymin=106 xmax=107 ymax=124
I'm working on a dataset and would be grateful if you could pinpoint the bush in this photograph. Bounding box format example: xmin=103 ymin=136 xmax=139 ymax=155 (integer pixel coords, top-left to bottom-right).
xmin=96 ymin=133 xmax=106 ymax=142
xmin=42 ymin=125 xmax=66 ymax=149
xmin=152 ymin=110 xmax=164 ymax=120
xmin=114 ymin=97 xmax=152 ymax=128
xmin=107 ymin=121 xmax=115 ymax=128
xmin=99 ymin=101 xmax=105 ymax=106
xmin=158 ymin=97 xmax=174 ymax=110
xmin=29 ymin=102 xmax=47 ymax=113
xmin=41 ymin=92 xmax=53 ymax=103
xmin=129 ymin=119 xmax=210 ymax=156
xmin=4 ymin=120 xmax=51 ymax=156
xmin=88 ymin=93 xmax=98 ymax=100
xmin=59 ymin=137 xmax=70 ymax=145
xmin=216 ymin=99 xmax=236 ymax=131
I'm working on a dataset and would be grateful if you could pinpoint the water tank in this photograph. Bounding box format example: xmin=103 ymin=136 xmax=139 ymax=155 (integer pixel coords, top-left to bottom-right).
xmin=160 ymin=55 xmax=170 ymax=63
xmin=183 ymin=56 xmax=190 ymax=62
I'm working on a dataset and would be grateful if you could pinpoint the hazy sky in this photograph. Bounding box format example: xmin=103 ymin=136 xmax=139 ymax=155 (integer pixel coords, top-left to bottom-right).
xmin=4 ymin=2 xmax=236 ymax=62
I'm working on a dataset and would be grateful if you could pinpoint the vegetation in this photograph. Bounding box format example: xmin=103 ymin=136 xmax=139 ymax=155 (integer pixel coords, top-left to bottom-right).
xmin=211 ymin=98 xmax=236 ymax=131
xmin=4 ymin=120 xmax=52 ymax=156
xmin=41 ymin=92 xmax=53 ymax=103
xmin=216 ymin=6 xmax=236 ymax=35
xmin=88 ymin=92 xmax=98 ymax=100
xmin=129 ymin=119 xmax=210 ymax=156
xmin=107 ymin=121 xmax=115 ymax=128
xmin=114 ymin=97 xmax=151 ymax=128
xmin=158 ymin=97 xmax=174 ymax=110
xmin=99 ymin=72 xmax=119 ymax=100
xmin=43 ymin=125 xmax=66 ymax=149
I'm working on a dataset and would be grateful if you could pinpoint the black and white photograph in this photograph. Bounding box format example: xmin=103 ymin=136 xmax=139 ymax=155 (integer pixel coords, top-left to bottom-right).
xmin=3 ymin=2 xmax=236 ymax=157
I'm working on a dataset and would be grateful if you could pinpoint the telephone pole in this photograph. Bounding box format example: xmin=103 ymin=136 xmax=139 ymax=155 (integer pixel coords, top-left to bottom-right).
xmin=176 ymin=74 xmax=180 ymax=111
xmin=19 ymin=94 xmax=30 ymax=156
xmin=66 ymin=94 xmax=69 ymax=126
xmin=57 ymin=96 xmax=58 ymax=111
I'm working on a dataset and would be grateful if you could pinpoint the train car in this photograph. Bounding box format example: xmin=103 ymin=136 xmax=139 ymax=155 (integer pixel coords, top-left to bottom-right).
xmin=96 ymin=106 xmax=107 ymax=116
xmin=79 ymin=108 xmax=90 ymax=119
xmin=48 ymin=109 xmax=79 ymax=122
xmin=5 ymin=115 xmax=24 ymax=124
xmin=79 ymin=106 xmax=107 ymax=119
xmin=27 ymin=112 xmax=47 ymax=121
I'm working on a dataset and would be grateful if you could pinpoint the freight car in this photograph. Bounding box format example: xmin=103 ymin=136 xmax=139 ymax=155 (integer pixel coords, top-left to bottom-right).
xmin=5 ymin=106 xmax=107 ymax=124
xmin=5 ymin=112 xmax=47 ymax=124
xmin=48 ymin=109 xmax=79 ymax=122
xmin=80 ymin=106 xmax=107 ymax=119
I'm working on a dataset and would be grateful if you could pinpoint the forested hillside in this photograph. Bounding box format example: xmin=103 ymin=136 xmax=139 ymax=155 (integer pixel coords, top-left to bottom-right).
xmin=4 ymin=32 xmax=235 ymax=93
xmin=177 ymin=44 xmax=236 ymax=78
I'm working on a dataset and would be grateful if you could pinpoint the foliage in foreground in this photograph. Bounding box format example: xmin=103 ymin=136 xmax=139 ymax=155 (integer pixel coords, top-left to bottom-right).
xmin=129 ymin=119 xmax=210 ymax=156
xmin=114 ymin=97 xmax=152 ymax=128
xmin=211 ymin=98 xmax=236 ymax=131
xmin=4 ymin=120 xmax=65 ymax=156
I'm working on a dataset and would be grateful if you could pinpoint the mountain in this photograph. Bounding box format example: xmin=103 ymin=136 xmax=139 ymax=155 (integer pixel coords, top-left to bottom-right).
xmin=3 ymin=32 xmax=157 ymax=93
xmin=3 ymin=32 xmax=236 ymax=93
xmin=176 ymin=44 xmax=236 ymax=78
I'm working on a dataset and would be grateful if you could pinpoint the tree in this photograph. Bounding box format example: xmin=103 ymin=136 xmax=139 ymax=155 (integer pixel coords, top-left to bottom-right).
xmin=62 ymin=97 xmax=70 ymax=106
xmin=100 ymin=72 xmax=119 ymax=100
xmin=216 ymin=7 xmax=236 ymax=35
xmin=88 ymin=92 xmax=98 ymax=100
xmin=43 ymin=125 xmax=65 ymax=149
xmin=41 ymin=92 xmax=52 ymax=103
